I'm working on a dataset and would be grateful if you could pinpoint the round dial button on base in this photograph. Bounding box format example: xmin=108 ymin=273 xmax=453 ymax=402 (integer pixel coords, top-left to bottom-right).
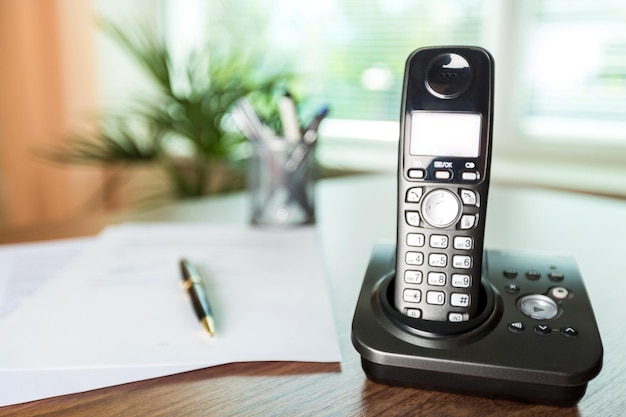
xmin=518 ymin=294 xmax=559 ymax=320
xmin=421 ymin=189 xmax=461 ymax=228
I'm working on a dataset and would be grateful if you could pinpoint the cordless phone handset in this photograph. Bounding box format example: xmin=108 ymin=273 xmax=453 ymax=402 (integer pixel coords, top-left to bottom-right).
xmin=394 ymin=46 xmax=494 ymax=322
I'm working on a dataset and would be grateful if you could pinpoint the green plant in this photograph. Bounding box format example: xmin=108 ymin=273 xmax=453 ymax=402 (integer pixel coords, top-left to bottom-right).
xmin=50 ymin=20 xmax=290 ymax=200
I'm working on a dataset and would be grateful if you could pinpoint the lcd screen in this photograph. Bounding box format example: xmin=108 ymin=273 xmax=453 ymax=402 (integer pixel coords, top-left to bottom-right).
xmin=409 ymin=112 xmax=481 ymax=157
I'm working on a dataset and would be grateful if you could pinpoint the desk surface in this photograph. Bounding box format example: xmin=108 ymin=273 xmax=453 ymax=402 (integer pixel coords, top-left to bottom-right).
xmin=1 ymin=174 xmax=624 ymax=416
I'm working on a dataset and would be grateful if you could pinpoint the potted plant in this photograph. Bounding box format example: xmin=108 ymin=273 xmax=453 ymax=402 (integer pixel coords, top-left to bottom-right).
xmin=49 ymin=20 xmax=290 ymax=204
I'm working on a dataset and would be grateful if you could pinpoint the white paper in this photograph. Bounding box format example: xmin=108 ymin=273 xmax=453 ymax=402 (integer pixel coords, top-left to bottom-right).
xmin=0 ymin=224 xmax=341 ymax=406
xmin=0 ymin=237 xmax=92 ymax=319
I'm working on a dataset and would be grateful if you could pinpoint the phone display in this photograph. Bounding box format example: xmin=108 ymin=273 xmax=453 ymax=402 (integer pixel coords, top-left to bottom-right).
xmin=409 ymin=112 xmax=481 ymax=158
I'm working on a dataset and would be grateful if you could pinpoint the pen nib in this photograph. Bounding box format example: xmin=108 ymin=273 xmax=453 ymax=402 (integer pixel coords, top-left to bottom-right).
xmin=202 ymin=316 xmax=215 ymax=336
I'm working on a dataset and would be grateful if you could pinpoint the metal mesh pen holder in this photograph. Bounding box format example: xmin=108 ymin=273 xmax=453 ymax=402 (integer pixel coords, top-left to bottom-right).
xmin=247 ymin=137 xmax=316 ymax=226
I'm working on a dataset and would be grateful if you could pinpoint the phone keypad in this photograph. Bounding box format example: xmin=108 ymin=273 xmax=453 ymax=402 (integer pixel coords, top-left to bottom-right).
xmin=399 ymin=186 xmax=481 ymax=321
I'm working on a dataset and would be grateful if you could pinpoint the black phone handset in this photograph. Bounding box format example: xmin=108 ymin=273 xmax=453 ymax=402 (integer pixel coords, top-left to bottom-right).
xmin=394 ymin=47 xmax=494 ymax=321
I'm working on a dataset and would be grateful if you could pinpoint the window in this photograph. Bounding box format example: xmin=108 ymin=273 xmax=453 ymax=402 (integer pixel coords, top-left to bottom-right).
xmin=164 ymin=0 xmax=486 ymax=121
xmin=518 ymin=0 xmax=626 ymax=144
xmin=145 ymin=1 xmax=626 ymax=195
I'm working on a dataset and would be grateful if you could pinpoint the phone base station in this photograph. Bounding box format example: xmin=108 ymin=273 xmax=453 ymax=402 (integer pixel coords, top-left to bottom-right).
xmin=351 ymin=243 xmax=603 ymax=406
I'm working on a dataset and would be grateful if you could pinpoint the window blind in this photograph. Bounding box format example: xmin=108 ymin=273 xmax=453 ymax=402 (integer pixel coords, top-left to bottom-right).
xmin=520 ymin=0 xmax=626 ymax=142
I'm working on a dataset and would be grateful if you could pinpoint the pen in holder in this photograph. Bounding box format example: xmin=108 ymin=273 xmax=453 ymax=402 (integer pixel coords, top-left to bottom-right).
xmin=248 ymin=131 xmax=317 ymax=226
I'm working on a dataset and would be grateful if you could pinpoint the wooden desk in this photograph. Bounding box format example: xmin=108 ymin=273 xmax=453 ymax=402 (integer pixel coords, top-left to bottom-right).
xmin=1 ymin=175 xmax=623 ymax=416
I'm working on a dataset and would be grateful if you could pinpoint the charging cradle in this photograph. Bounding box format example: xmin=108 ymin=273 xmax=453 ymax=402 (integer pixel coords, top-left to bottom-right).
xmin=351 ymin=244 xmax=603 ymax=406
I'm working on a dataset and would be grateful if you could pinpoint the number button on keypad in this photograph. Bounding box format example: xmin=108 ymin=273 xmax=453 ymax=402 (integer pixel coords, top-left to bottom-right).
xmin=404 ymin=270 xmax=423 ymax=284
xmin=451 ymin=293 xmax=471 ymax=307
xmin=428 ymin=253 xmax=448 ymax=267
xmin=453 ymin=255 xmax=472 ymax=269
xmin=453 ymin=236 xmax=473 ymax=250
xmin=427 ymin=272 xmax=446 ymax=286
xmin=430 ymin=235 xmax=448 ymax=249
xmin=406 ymin=252 xmax=424 ymax=265
xmin=407 ymin=233 xmax=425 ymax=247
xmin=452 ymin=274 xmax=471 ymax=288
xmin=403 ymin=289 xmax=422 ymax=303
xmin=426 ymin=291 xmax=445 ymax=305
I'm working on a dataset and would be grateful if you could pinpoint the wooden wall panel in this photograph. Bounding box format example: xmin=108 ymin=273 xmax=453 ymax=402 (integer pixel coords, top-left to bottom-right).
xmin=0 ymin=0 xmax=103 ymax=228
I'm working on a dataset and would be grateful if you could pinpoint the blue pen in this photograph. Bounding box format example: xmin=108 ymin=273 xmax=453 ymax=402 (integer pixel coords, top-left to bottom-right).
xmin=304 ymin=105 xmax=329 ymax=133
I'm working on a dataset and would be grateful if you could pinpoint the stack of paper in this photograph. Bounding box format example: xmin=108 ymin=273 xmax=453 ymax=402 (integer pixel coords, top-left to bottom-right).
xmin=0 ymin=223 xmax=341 ymax=406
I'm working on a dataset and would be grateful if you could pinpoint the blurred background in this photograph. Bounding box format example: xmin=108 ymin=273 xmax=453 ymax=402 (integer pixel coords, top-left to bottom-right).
xmin=1 ymin=0 xmax=625 ymax=230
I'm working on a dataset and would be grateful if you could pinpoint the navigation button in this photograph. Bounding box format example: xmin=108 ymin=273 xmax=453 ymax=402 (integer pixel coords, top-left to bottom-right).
xmin=518 ymin=294 xmax=559 ymax=320
xmin=534 ymin=323 xmax=552 ymax=336
xmin=560 ymin=325 xmax=579 ymax=338
xmin=421 ymin=189 xmax=461 ymax=228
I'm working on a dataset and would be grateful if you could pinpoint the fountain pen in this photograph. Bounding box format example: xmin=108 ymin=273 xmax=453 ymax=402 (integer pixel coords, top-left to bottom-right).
xmin=179 ymin=258 xmax=216 ymax=336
